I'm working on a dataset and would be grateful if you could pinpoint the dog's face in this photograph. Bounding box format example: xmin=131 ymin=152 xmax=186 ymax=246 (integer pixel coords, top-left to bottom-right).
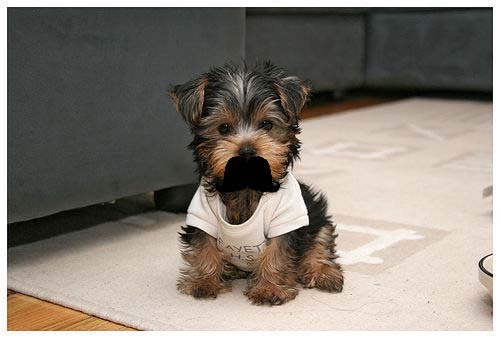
xmin=170 ymin=62 xmax=309 ymax=187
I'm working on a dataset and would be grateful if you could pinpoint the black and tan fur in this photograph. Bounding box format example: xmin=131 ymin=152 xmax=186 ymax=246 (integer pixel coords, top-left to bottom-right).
xmin=170 ymin=61 xmax=343 ymax=305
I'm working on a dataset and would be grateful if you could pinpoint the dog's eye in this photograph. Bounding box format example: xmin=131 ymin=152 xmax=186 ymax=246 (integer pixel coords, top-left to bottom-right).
xmin=218 ymin=123 xmax=232 ymax=135
xmin=259 ymin=120 xmax=273 ymax=131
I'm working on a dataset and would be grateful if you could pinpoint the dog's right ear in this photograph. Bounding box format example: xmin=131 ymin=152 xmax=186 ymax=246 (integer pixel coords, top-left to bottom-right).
xmin=169 ymin=75 xmax=208 ymax=128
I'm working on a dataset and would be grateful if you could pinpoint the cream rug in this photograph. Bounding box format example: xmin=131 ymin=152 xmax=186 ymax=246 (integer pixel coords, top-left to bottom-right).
xmin=8 ymin=98 xmax=493 ymax=330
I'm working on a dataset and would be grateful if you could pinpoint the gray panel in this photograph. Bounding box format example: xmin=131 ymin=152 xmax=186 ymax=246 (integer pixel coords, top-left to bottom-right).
xmin=365 ymin=9 xmax=492 ymax=91
xmin=8 ymin=8 xmax=245 ymax=222
xmin=246 ymin=14 xmax=365 ymax=91
xmin=247 ymin=8 xmax=370 ymax=15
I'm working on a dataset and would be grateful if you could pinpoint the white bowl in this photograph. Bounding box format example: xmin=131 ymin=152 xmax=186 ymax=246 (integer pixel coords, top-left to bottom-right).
xmin=478 ymin=254 xmax=493 ymax=298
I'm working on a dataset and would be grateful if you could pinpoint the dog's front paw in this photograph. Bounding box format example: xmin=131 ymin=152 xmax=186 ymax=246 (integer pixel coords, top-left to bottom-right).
xmin=245 ymin=282 xmax=298 ymax=305
xmin=299 ymin=263 xmax=344 ymax=292
xmin=177 ymin=276 xmax=231 ymax=299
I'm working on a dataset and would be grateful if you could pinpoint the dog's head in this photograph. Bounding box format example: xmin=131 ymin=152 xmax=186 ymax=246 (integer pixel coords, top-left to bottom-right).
xmin=170 ymin=61 xmax=310 ymax=189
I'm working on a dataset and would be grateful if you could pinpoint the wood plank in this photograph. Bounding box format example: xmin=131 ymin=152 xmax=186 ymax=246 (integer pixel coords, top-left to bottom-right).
xmin=7 ymin=292 xmax=135 ymax=331
xmin=59 ymin=317 xmax=135 ymax=331
xmin=301 ymin=97 xmax=392 ymax=120
xmin=8 ymin=293 xmax=90 ymax=330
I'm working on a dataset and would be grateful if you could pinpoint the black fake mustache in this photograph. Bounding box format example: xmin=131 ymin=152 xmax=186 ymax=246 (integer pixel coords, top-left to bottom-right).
xmin=215 ymin=156 xmax=280 ymax=193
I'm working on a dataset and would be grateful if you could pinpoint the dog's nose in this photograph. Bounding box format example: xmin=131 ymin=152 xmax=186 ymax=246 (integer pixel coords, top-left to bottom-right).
xmin=238 ymin=144 xmax=257 ymax=159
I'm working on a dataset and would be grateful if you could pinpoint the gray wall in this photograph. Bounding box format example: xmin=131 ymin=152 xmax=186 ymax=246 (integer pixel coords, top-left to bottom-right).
xmin=246 ymin=11 xmax=365 ymax=91
xmin=366 ymin=9 xmax=493 ymax=91
xmin=8 ymin=8 xmax=245 ymax=223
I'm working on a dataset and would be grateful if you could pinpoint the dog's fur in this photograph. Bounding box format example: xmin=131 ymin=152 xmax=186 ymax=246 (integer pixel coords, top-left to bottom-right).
xmin=170 ymin=61 xmax=343 ymax=305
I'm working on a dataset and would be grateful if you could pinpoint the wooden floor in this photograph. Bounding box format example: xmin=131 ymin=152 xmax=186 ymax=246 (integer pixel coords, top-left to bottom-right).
xmin=7 ymin=290 xmax=135 ymax=331
xmin=300 ymin=96 xmax=391 ymax=120
xmin=7 ymin=95 xmax=392 ymax=331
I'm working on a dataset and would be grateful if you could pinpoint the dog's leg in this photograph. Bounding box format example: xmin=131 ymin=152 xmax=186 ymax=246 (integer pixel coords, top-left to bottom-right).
xmin=297 ymin=225 xmax=343 ymax=292
xmin=245 ymin=236 xmax=299 ymax=305
xmin=177 ymin=227 xmax=231 ymax=299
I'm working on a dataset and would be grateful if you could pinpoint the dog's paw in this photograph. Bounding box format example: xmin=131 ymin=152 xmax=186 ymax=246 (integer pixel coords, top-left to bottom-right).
xmin=177 ymin=277 xmax=231 ymax=299
xmin=244 ymin=282 xmax=298 ymax=305
xmin=299 ymin=263 xmax=344 ymax=292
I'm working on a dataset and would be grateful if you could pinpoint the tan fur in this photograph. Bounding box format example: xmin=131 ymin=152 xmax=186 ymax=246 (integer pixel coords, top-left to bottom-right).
xmin=220 ymin=188 xmax=261 ymax=224
xmin=245 ymin=237 xmax=298 ymax=305
xmin=200 ymin=106 xmax=238 ymax=129
xmin=298 ymin=225 xmax=343 ymax=292
xmin=170 ymin=76 xmax=209 ymax=126
xmin=301 ymin=83 xmax=312 ymax=97
xmin=194 ymin=77 xmax=209 ymax=118
xmin=204 ymin=130 xmax=290 ymax=181
xmin=273 ymin=80 xmax=310 ymax=121
xmin=253 ymin=133 xmax=290 ymax=179
xmin=207 ymin=137 xmax=241 ymax=177
xmin=274 ymin=84 xmax=289 ymax=114
xmin=177 ymin=231 xmax=231 ymax=298
xmin=168 ymin=91 xmax=179 ymax=109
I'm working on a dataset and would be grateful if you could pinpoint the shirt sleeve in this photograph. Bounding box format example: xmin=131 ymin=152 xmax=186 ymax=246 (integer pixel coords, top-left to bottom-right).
xmin=185 ymin=186 xmax=219 ymax=238
xmin=266 ymin=175 xmax=309 ymax=238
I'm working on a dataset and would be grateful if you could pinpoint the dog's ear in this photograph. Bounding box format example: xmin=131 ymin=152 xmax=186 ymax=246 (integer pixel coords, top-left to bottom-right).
xmin=257 ymin=61 xmax=310 ymax=123
xmin=169 ymin=75 xmax=208 ymax=128
xmin=274 ymin=76 xmax=311 ymax=123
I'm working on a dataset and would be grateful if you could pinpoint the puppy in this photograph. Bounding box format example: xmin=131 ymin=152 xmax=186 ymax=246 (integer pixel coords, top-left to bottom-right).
xmin=170 ymin=61 xmax=343 ymax=305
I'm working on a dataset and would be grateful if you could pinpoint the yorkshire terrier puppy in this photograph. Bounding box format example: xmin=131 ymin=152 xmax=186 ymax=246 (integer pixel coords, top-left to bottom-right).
xmin=169 ymin=61 xmax=343 ymax=305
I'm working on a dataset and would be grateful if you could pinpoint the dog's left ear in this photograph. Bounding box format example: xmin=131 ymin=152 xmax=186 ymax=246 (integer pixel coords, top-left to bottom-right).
xmin=169 ymin=75 xmax=208 ymax=128
xmin=274 ymin=76 xmax=311 ymax=123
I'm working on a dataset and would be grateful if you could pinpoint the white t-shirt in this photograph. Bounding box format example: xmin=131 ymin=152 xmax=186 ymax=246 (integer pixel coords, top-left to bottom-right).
xmin=185 ymin=173 xmax=309 ymax=271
